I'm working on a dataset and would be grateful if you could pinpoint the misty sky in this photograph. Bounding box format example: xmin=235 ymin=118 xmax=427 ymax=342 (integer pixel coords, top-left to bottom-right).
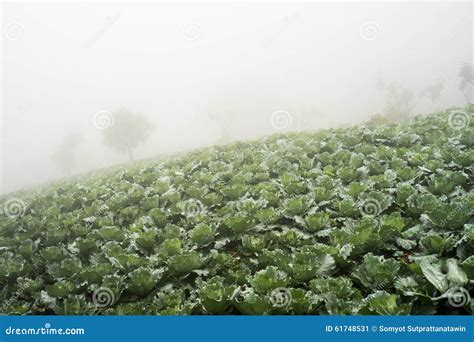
xmin=1 ymin=2 xmax=472 ymax=194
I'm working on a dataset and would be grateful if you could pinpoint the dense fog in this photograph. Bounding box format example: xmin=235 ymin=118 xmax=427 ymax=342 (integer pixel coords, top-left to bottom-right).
xmin=1 ymin=1 xmax=472 ymax=194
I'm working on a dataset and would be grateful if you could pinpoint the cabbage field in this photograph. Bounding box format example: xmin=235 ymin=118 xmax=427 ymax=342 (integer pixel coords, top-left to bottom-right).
xmin=0 ymin=107 xmax=473 ymax=315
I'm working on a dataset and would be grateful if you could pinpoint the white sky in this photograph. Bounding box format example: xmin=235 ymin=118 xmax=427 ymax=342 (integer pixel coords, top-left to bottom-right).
xmin=1 ymin=1 xmax=472 ymax=194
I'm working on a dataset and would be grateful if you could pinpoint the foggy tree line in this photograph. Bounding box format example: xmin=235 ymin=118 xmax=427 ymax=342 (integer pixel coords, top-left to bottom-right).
xmin=369 ymin=63 xmax=472 ymax=125
xmin=52 ymin=63 xmax=473 ymax=176
xmin=52 ymin=109 xmax=152 ymax=176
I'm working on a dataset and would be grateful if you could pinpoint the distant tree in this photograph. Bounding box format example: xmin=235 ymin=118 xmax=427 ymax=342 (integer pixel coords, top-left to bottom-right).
xmin=372 ymin=71 xmax=417 ymax=124
xmin=421 ymin=78 xmax=444 ymax=104
xmin=208 ymin=111 xmax=233 ymax=144
xmin=382 ymin=82 xmax=416 ymax=121
xmin=101 ymin=108 xmax=152 ymax=162
xmin=458 ymin=63 xmax=473 ymax=104
xmin=371 ymin=74 xmax=446 ymax=126
xmin=52 ymin=132 xmax=83 ymax=176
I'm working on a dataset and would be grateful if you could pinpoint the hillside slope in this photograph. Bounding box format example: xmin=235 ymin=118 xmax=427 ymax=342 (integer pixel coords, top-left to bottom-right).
xmin=1 ymin=107 xmax=473 ymax=315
